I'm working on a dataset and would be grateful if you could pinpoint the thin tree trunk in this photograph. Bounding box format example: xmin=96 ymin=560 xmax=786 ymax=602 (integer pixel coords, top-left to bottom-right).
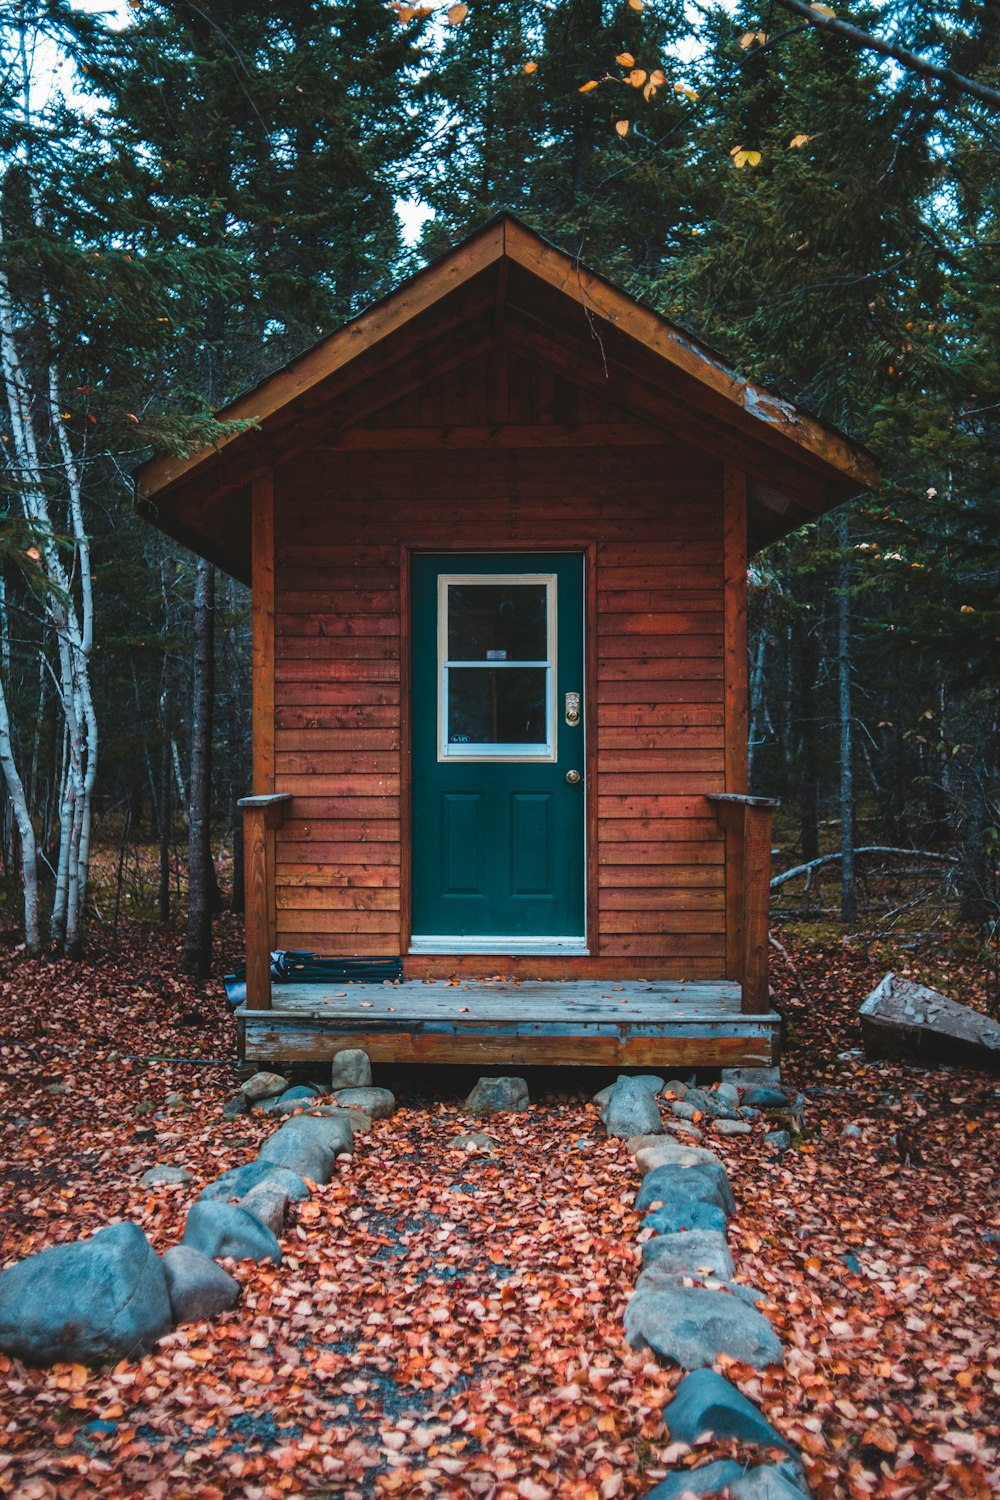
xmin=747 ymin=631 xmax=768 ymax=786
xmin=0 ymin=670 xmax=40 ymax=954
xmin=798 ymin=627 xmax=821 ymax=863
xmin=159 ymin=658 xmax=174 ymax=924
xmin=181 ymin=557 xmax=215 ymax=976
xmin=159 ymin=731 xmax=172 ymax=923
xmin=837 ymin=514 xmax=856 ymax=924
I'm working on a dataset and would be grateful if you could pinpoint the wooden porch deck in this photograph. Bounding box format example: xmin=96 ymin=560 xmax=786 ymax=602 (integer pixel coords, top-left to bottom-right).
xmin=238 ymin=979 xmax=781 ymax=1068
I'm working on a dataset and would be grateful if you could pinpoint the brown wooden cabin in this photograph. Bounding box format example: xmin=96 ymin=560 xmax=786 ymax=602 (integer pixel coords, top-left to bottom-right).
xmin=135 ymin=215 xmax=877 ymax=1072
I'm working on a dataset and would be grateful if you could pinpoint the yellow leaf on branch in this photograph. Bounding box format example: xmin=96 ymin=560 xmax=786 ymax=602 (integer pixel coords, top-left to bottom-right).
xmin=615 ymin=51 xmax=635 ymax=67
xmin=629 ymin=0 xmax=643 ymax=10
xmin=615 ymin=120 xmax=630 ymax=137
xmin=579 ymin=79 xmax=599 ymax=93
xmin=811 ymin=2 xmax=836 ymax=15
xmin=789 ymin=133 xmax=812 ymax=148
xmin=740 ymin=30 xmax=768 ymax=49
xmin=730 ymin=146 xmax=762 ymax=168
xmin=523 ymin=60 xmax=537 ymax=74
xmin=626 ymin=68 xmax=647 ymax=88
xmin=447 ymin=2 xmax=468 ymax=23
xmin=674 ymin=82 xmax=699 ymax=102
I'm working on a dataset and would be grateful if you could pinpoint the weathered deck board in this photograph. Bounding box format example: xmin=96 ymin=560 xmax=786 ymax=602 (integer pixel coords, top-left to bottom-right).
xmin=237 ymin=979 xmax=780 ymax=1067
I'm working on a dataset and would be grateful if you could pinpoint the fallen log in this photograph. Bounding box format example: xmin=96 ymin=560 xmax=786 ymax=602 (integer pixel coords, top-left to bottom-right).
xmin=860 ymin=972 xmax=1000 ymax=1072
xmin=771 ymin=847 xmax=957 ymax=890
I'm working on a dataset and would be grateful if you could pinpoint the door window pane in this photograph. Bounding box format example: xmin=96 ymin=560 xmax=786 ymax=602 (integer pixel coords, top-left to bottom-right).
xmin=447 ymin=584 xmax=547 ymax=661
xmin=447 ymin=667 xmax=548 ymax=746
xmin=439 ymin=573 xmax=556 ymax=759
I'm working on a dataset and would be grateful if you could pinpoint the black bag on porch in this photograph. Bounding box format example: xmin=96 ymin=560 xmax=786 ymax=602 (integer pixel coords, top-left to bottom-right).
xmin=223 ymin=952 xmax=403 ymax=1008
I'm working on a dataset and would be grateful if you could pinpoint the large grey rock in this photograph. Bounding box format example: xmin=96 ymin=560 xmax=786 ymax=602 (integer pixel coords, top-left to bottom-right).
xmin=160 ymin=1245 xmax=240 ymax=1323
xmin=713 ymin=1119 xmax=752 ymax=1137
xmin=330 ymin=1049 xmax=372 ymax=1090
xmin=730 ymin=1469 xmax=811 ymax=1500
xmin=636 ymin=1265 xmax=768 ymax=1309
xmin=0 ymin=1222 xmax=172 ymax=1365
xmin=642 ymin=1201 xmax=730 ymax=1236
xmin=716 ymin=1083 xmax=741 ymax=1107
xmin=200 ymin=1161 xmax=310 ymax=1204
xmin=330 ymin=1086 xmax=395 ymax=1119
xmin=601 ymin=1077 xmax=663 ymax=1138
xmin=644 ymin=1460 xmax=745 ymax=1499
xmin=635 ymin=1161 xmax=735 ymax=1217
xmin=141 ymin=1165 xmax=194 ymax=1188
xmin=242 ymin=1071 xmax=289 ymax=1103
xmin=182 ymin=1201 xmax=282 ymax=1264
xmin=257 ymin=1131 xmax=333 ymax=1183
xmin=258 ymin=1112 xmax=354 ymax=1183
xmin=627 ymin=1133 xmax=673 ymax=1155
xmin=465 ymin=1076 xmax=529 ymax=1116
xmin=635 ymin=1141 xmax=724 ymax=1175
xmin=239 ymin=1179 xmax=291 ymax=1235
xmin=663 ymin=1368 xmax=796 ymax=1454
xmin=641 ymin=1229 xmax=735 ymax=1280
xmin=594 ymin=1074 xmax=664 ymax=1108
xmin=624 ymin=1284 xmax=784 ymax=1369
xmin=223 ymin=1092 xmax=250 ymax=1120
xmin=273 ymin=1111 xmax=355 ymax=1153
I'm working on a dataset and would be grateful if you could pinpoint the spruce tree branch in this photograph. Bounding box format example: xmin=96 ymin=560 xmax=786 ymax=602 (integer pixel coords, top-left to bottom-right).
xmin=771 ymin=0 xmax=1000 ymax=110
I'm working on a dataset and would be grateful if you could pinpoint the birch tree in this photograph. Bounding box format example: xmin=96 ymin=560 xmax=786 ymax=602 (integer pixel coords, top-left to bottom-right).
xmin=0 ymin=9 xmax=100 ymax=954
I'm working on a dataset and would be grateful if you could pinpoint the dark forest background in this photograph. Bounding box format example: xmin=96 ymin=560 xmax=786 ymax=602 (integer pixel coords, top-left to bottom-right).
xmin=0 ymin=0 xmax=996 ymax=980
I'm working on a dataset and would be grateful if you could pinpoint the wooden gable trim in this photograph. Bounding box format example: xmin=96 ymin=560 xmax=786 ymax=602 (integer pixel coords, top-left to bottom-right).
xmin=499 ymin=221 xmax=878 ymax=493
xmin=135 ymin=215 xmax=877 ymax=521
xmin=135 ymin=221 xmax=508 ymax=502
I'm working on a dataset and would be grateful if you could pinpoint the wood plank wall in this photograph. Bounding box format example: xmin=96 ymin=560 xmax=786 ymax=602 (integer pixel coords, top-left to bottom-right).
xmin=272 ymin=351 xmax=730 ymax=978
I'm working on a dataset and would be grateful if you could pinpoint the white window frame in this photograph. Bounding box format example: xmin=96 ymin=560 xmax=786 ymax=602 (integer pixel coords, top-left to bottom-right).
xmin=437 ymin=572 xmax=558 ymax=762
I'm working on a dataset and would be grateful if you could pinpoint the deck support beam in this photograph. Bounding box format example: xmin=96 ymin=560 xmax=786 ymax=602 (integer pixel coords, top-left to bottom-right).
xmin=708 ymin=794 xmax=777 ymax=1014
xmin=238 ymin=793 xmax=292 ymax=1010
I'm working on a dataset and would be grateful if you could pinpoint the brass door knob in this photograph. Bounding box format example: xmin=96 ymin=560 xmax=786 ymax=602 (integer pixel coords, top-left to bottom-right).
xmin=565 ymin=769 xmax=582 ymax=785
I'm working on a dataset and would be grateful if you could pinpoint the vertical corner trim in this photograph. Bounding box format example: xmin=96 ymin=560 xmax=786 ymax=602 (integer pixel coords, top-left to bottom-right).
xmin=723 ymin=465 xmax=749 ymax=797
xmin=251 ymin=471 xmax=276 ymax=796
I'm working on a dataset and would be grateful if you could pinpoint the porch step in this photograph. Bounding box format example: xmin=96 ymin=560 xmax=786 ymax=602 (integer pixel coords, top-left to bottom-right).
xmin=237 ymin=979 xmax=780 ymax=1068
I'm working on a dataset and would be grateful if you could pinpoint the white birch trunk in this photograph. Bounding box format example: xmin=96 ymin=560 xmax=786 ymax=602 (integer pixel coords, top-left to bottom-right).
xmin=0 ymin=654 xmax=39 ymax=954
xmin=0 ymin=188 xmax=98 ymax=955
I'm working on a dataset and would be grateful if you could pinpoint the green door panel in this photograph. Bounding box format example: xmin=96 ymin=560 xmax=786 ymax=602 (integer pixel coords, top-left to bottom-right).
xmin=411 ymin=553 xmax=585 ymax=941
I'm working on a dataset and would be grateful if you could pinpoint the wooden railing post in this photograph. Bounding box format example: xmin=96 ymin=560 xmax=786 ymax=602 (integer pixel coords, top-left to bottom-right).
xmin=237 ymin=794 xmax=292 ymax=1011
xmin=707 ymin=794 xmax=778 ymax=1015
xmin=740 ymin=802 xmax=773 ymax=1014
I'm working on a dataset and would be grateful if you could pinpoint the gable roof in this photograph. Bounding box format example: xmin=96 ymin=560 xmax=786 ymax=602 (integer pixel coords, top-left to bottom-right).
xmin=134 ymin=214 xmax=878 ymax=579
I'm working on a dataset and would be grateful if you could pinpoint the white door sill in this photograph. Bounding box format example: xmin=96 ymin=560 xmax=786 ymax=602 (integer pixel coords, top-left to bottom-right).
xmin=409 ymin=936 xmax=589 ymax=956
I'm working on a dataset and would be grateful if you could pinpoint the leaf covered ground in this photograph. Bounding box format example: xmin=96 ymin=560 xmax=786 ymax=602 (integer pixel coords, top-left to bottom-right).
xmin=0 ymin=922 xmax=997 ymax=1500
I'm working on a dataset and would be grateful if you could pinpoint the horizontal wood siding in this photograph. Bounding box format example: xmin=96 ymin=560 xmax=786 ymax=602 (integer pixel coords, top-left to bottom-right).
xmin=272 ymin=351 xmax=727 ymax=974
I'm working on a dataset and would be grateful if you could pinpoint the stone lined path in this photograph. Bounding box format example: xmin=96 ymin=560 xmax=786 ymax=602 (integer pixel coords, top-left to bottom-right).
xmin=3 ymin=1098 xmax=786 ymax=1499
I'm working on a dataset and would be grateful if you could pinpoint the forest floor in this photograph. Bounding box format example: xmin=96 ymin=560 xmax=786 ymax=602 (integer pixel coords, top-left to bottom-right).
xmin=0 ymin=909 xmax=997 ymax=1500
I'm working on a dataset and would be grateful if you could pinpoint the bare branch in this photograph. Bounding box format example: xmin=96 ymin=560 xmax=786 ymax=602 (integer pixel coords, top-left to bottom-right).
xmin=771 ymin=0 xmax=1000 ymax=110
xmin=772 ymin=846 xmax=959 ymax=890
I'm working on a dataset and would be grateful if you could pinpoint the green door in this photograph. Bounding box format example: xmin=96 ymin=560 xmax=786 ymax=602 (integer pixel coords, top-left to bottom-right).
xmin=411 ymin=553 xmax=586 ymax=949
